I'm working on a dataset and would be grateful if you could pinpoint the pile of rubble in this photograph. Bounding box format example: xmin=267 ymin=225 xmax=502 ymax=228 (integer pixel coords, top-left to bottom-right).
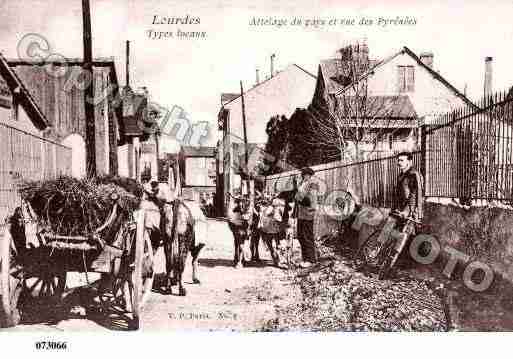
xmin=268 ymin=258 xmax=448 ymax=331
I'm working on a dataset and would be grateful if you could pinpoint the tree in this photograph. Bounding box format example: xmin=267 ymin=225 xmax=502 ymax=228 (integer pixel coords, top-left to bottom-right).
xmin=261 ymin=110 xmax=330 ymax=175
xmin=306 ymin=42 xmax=416 ymax=163
xmin=287 ymin=108 xmax=333 ymax=167
xmin=261 ymin=114 xmax=289 ymax=175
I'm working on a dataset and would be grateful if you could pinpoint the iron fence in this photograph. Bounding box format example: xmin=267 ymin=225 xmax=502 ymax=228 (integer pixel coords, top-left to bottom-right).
xmin=265 ymin=89 xmax=513 ymax=209
xmin=424 ymin=91 xmax=513 ymax=203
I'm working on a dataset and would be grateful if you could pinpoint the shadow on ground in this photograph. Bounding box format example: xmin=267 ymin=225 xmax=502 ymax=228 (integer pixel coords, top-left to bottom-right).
xmin=19 ymin=284 xmax=138 ymax=331
xmin=198 ymin=258 xmax=274 ymax=268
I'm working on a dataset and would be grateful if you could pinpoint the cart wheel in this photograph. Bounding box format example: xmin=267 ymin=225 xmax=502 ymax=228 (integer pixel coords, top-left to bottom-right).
xmin=130 ymin=210 xmax=154 ymax=330
xmin=20 ymin=265 xmax=66 ymax=306
xmin=358 ymin=232 xmax=382 ymax=267
xmin=104 ymin=212 xmax=154 ymax=330
xmin=1 ymin=224 xmax=23 ymax=327
xmin=377 ymin=241 xmax=395 ymax=280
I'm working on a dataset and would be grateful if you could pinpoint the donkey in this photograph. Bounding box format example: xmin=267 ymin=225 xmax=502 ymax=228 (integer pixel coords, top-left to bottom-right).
xmin=227 ymin=193 xmax=252 ymax=268
xmin=255 ymin=189 xmax=297 ymax=267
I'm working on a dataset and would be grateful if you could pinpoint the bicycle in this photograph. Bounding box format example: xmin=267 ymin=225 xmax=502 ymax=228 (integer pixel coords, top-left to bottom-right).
xmin=355 ymin=210 xmax=421 ymax=279
xmin=375 ymin=211 xmax=421 ymax=280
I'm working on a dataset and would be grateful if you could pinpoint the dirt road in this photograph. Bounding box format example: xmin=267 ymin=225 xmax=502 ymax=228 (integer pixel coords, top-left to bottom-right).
xmin=3 ymin=219 xmax=300 ymax=332
xmin=8 ymin=217 xmax=505 ymax=332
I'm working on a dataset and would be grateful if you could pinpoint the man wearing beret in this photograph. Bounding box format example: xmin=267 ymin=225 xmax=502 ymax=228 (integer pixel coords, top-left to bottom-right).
xmin=294 ymin=167 xmax=318 ymax=268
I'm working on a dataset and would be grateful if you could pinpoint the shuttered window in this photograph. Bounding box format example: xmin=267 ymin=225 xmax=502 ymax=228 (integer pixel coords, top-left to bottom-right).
xmin=398 ymin=66 xmax=415 ymax=93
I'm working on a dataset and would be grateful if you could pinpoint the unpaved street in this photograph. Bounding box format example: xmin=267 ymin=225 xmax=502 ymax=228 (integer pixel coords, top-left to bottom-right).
xmin=4 ymin=219 xmax=300 ymax=332
xmin=6 ymin=217 xmax=511 ymax=332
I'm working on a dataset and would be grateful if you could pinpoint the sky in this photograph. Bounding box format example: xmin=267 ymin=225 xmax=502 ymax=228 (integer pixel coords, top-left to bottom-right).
xmin=1 ymin=0 xmax=512 ymax=150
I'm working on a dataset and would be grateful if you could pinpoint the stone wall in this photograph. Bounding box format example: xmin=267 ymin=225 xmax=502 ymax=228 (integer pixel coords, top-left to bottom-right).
xmin=314 ymin=199 xmax=513 ymax=284
xmin=422 ymin=202 xmax=513 ymax=282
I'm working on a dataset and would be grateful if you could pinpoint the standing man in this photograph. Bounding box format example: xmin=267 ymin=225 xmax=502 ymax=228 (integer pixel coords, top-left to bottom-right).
xmin=228 ymin=191 xmax=250 ymax=268
xmin=394 ymin=151 xmax=424 ymax=229
xmin=294 ymin=167 xmax=318 ymax=268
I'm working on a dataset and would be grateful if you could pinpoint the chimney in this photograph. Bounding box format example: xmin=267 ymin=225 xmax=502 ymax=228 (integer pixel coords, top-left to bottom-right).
xmin=420 ymin=52 xmax=434 ymax=68
xmin=270 ymin=54 xmax=275 ymax=78
xmin=256 ymin=68 xmax=260 ymax=85
xmin=338 ymin=40 xmax=369 ymax=68
xmin=126 ymin=40 xmax=130 ymax=87
xmin=484 ymin=56 xmax=493 ymax=99
xmin=355 ymin=40 xmax=369 ymax=66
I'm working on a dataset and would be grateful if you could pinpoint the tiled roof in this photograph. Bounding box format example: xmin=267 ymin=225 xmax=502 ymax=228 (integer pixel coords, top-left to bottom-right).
xmin=319 ymin=58 xmax=380 ymax=95
xmin=221 ymin=64 xmax=317 ymax=107
xmin=221 ymin=93 xmax=239 ymax=105
xmin=320 ymin=47 xmax=476 ymax=109
xmin=337 ymin=95 xmax=417 ymax=120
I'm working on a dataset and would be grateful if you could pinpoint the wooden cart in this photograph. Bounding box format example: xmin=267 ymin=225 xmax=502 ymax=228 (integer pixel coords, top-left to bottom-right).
xmin=0 ymin=198 xmax=154 ymax=330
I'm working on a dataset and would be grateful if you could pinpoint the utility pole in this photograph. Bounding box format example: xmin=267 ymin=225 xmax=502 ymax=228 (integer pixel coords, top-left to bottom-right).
xmin=240 ymin=80 xmax=254 ymax=234
xmin=82 ymin=0 xmax=96 ymax=177
xmin=126 ymin=40 xmax=130 ymax=88
xmin=240 ymin=81 xmax=249 ymax=177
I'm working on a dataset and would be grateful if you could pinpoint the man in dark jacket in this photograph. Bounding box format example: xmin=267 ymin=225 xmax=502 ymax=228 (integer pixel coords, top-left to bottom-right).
xmin=294 ymin=167 xmax=318 ymax=268
xmin=394 ymin=151 xmax=424 ymax=233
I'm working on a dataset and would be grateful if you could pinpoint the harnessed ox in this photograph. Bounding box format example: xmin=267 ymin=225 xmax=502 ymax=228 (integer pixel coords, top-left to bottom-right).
xmin=142 ymin=166 xmax=205 ymax=296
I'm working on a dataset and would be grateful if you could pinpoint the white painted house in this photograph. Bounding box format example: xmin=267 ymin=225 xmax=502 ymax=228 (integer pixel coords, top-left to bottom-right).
xmin=310 ymin=44 xmax=476 ymax=159
xmin=217 ymin=63 xmax=317 ymax=214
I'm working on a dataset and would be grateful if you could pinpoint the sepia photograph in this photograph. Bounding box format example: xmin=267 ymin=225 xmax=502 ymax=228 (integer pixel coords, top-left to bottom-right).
xmin=0 ymin=0 xmax=513 ymax=356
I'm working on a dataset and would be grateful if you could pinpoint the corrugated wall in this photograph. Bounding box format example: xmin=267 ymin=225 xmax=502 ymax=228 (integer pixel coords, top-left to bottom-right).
xmin=0 ymin=122 xmax=71 ymax=223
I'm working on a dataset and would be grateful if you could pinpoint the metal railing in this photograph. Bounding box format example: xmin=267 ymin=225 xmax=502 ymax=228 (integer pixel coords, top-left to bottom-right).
xmin=265 ymin=89 xmax=513 ymax=207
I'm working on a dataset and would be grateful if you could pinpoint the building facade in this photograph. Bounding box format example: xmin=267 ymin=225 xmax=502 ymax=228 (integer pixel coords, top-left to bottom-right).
xmin=307 ymin=44 xmax=475 ymax=162
xmin=179 ymin=146 xmax=216 ymax=201
xmin=4 ymin=57 xmax=123 ymax=177
xmin=117 ymin=87 xmax=160 ymax=181
xmin=217 ymin=64 xmax=317 ymax=214
xmin=0 ymin=53 xmax=71 ymax=221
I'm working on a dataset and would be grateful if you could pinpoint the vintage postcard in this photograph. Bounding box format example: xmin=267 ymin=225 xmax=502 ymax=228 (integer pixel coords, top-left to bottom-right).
xmin=0 ymin=0 xmax=512 ymax=356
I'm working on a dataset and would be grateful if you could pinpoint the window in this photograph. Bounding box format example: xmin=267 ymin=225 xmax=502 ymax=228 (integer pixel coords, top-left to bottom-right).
xmin=185 ymin=157 xmax=215 ymax=186
xmin=398 ymin=66 xmax=414 ymax=93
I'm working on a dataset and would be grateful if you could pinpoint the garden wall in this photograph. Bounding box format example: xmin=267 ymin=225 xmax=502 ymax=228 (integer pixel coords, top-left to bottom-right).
xmin=422 ymin=202 xmax=513 ymax=282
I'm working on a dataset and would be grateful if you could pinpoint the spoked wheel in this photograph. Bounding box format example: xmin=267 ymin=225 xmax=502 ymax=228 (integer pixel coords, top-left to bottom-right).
xmin=100 ymin=212 xmax=154 ymax=330
xmin=19 ymin=262 xmax=67 ymax=319
xmin=356 ymin=230 xmax=382 ymax=267
xmin=377 ymin=240 xmax=395 ymax=280
xmin=1 ymin=225 xmax=23 ymax=327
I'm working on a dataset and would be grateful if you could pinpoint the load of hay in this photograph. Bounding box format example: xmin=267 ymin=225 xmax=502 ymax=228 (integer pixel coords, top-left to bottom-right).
xmin=19 ymin=176 xmax=144 ymax=236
